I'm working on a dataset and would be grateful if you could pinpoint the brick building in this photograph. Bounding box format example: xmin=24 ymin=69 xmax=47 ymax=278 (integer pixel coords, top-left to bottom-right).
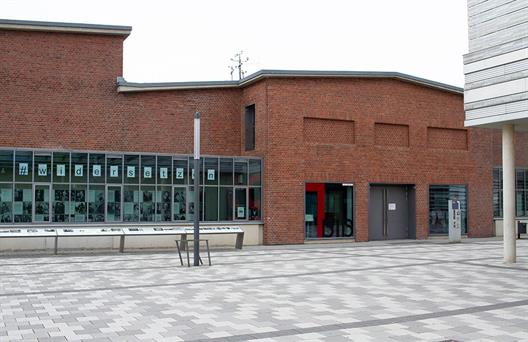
xmin=0 ymin=19 xmax=519 ymax=250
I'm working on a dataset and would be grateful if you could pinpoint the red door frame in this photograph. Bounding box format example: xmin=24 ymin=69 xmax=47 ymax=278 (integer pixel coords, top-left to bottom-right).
xmin=306 ymin=183 xmax=325 ymax=238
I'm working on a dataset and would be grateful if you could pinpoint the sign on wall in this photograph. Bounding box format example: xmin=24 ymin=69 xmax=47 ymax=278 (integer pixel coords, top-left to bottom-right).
xmin=176 ymin=167 xmax=184 ymax=179
xmin=144 ymin=166 xmax=152 ymax=178
xmin=110 ymin=165 xmax=119 ymax=177
xmin=207 ymin=169 xmax=215 ymax=181
xmin=18 ymin=163 xmax=28 ymax=176
xmin=127 ymin=166 xmax=135 ymax=178
xmin=74 ymin=164 xmax=83 ymax=177
xmin=37 ymin=164 xmax=47 ymax=176
xmin=56 ymin=164 xmax=66 ymax=177
xmin=92 ymin=165 xmax=101 ymax=177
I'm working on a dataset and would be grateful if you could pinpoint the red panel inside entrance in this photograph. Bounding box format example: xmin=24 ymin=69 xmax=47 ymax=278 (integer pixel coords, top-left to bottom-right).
xmin=306 ymin=183 xmax=325 ymax=238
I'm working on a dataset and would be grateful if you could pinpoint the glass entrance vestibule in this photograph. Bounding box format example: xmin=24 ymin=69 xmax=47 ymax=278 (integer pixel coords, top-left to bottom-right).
xmin=0 ymin=149 xmax=262 ymax=224
xmin=305 ymin=183 xmax=354 ymax=239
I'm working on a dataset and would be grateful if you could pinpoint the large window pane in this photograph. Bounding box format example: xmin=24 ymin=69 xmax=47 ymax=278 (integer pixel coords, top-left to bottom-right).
xmin=71 ymin=153 xmax=88 ymax=183
xmin=517 ymin=170 xmax=526 ymax=190
xmin=140 ymin=186 xmax=155 ymax=221
xmin=204 ymin=158 xmax=218 ymax=186
xmin=173 ymin=158 xmax=187 ymax=185
xmin=123 ymin=185 xmax=139 ymax=222
xmin=234 ymin=160 xmax=248 ymax=185
xmin=53 ymin=152 xmax=70 ymax=183
xmin=204 ymin=187 xmax=218 ymax=221
xmin=34 ymin=154 xmax=52 ymax=183
xmin=0 ymin=183 xmax=13 ymax=223
xmin=173 ymin=187 xmax=186 ymax=220
xmin=219 ymin=187 xmax=233 ymax=221
xmin=34 ymin=185 xmax=50 ymax=222
xmin=429 ymin=185 xmax=467 ymax=234
xmin=107 ymin=186 xmax=122 ymax=222
xmin=15 ymin=151 xmax=32 ymax=182
xmin=14 ymin=184 xmax=32 ymax=222
xmin=124 ymin=155 xmax=139 ymax=184
xmin=249 ymin=188 xmax=261 ymax=220
xmin=249 ymin=160 xmax=261 ymax=186
xmin=156 ymin=186 xmax=172 ymax=221
xmin=89 ymin=154 xmax=105 ymax=184
xmin=107 ymin=156 xmax=122 ymax=184
xmin=52 ymin=184 xmax=69 ymax=222
xmin=0 ymin=150 xmax=13 ymax=182
xmin=157 ymin=156 xmax=172 ymax=185
xmin=141 ymin=155 xmax=156 ymax=185
xmin=517 ymin=190 xmax=526 ymax=217
xmin=220 ymin=158 xmax=233 ymax=185
xmin=235 ymin=188 xmax=247 ymax=220
xmin=188 ymin=186 xmax=203 ymax=221
xmin=70 ymin=184 xmax=87 ymax=222
xmin=88 ymin=185 xmax=105 ymax=222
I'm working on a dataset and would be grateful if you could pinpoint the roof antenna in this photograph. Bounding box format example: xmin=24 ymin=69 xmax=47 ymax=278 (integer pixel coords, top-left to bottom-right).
xmin=229 ymin=51 xmax=249 ymax=80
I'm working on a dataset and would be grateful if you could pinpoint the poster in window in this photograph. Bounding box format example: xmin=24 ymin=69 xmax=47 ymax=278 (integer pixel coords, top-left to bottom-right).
xmin=18 ymin=163 xmax=28 ymax=176
xmin=160 ymin=167 xmax=168 ymax=179
xmin=176 ymin=167 xmax=184 ymax=179
xmin=207 ymin=169 xmax=215 ymax=181
xmin=237 ymin=206 xmax=245 ymax=218
xmin=74 ymin=164 xmax=83 ymax=177
xmin=38 ymin=164 xmax=47 ymax=176
xmin=57 ymin=164 xmax=66 ymax=177
xmin=92 ymin=165 xmax=101 ymax=177
xmin=144 ymin=167 xmax=152 ymax=178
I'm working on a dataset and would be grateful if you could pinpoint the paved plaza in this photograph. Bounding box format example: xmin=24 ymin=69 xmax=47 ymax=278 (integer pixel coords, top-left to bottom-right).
xmin=0 ymin=239 xmax=527 ymax=342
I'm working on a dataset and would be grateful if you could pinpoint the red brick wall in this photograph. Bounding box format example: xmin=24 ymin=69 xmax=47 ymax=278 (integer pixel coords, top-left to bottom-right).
xmin=261 ymin=77 xmax=495 ymax=243
xmin=374 ymin=123 xmax=409 ymax=147
xmin=304 ymin=118 xmax=355 ymax=145
xmin=427 ymin=127 xmax=468 ymax=150
xmin=1 ymin=28 xmax=517 ymax=245
xmin=0 ymin=30 xmax=242 ymax=156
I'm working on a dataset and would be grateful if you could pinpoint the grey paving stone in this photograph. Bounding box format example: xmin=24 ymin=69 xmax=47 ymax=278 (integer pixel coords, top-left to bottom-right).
xmin=0 ymin=239 xmax=526 ymax=342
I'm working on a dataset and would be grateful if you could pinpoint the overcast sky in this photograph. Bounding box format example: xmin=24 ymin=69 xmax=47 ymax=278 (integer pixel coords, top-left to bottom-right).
xmin=3 ymin=0 xmax=468 ymax=87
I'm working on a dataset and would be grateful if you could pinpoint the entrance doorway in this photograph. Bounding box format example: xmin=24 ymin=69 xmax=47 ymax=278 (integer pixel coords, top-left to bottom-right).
xmin=368 ymin=185 xmax=416 ymax=240
xmin=305 ymin=183 xmax=354 ymax=239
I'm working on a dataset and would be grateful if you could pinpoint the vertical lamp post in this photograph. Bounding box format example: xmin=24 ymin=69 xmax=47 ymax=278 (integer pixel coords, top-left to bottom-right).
xmin=193 ymin=112 xmax=201 ymax=266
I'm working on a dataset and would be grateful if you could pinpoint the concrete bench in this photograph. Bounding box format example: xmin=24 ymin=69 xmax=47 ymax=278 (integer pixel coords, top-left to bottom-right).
xmin=0 ymin=225 xmax=244 ymax=254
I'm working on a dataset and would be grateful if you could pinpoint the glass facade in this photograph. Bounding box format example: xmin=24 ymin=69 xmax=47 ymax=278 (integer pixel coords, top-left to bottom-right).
xmin=429 ymin=185 xmax=467 ymax=234
xmin=493 ymin=167 xmax=528 ymax=218
xmin=305 ymin=183 xmax=354 ymax=239
xmin=0 ymin=149 xmax=262 ymax=224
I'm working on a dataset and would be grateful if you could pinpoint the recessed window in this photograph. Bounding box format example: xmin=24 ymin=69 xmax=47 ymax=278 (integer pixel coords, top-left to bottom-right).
xmin=245 ymin=104 xmax=256 ymax=151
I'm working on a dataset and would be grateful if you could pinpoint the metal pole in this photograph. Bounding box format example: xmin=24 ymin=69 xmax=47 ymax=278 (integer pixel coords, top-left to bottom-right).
xmin=193 ymin=112 xmax=201 ymax=266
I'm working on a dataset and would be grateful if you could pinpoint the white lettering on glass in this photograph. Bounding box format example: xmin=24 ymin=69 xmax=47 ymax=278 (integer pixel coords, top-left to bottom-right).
xmin=127 ymin=166 xmax=135 ymax=178
xmin=110 ymin=165 xmax=119 ymax=177
xmin=176 ymin=167 xmax=184 ymax=179
xmin=160 ymin=167 xmax=168 ymax=179
xmin=56 ymin=164 xmax=66 ymax=177
xmin=74 ymin=164 xmax=83 ymax=177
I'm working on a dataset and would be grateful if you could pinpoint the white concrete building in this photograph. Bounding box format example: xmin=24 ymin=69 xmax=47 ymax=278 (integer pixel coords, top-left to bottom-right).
xmin=464 ymin=0 xmax=528 ymax=262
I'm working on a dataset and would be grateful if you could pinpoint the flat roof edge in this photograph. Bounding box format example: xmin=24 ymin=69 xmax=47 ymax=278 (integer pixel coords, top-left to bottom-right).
xmin=116 ymin=78 xmax=239 ymax=92
xmin=0 ymin=19 xmax=131 ymax=36
xmin=116 ymin=70 xmax=463 ymax=94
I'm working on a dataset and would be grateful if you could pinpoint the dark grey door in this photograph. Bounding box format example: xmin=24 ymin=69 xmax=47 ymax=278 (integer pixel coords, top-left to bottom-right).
xmin=386 ymin=186 xmax=409 ymax=239
xmin=368 ymin=185 xmax=409 ymax=240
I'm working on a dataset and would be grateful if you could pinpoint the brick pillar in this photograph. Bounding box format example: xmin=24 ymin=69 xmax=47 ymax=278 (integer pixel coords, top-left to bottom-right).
xmin=355 ymin=180 xmax=369 ymax=242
